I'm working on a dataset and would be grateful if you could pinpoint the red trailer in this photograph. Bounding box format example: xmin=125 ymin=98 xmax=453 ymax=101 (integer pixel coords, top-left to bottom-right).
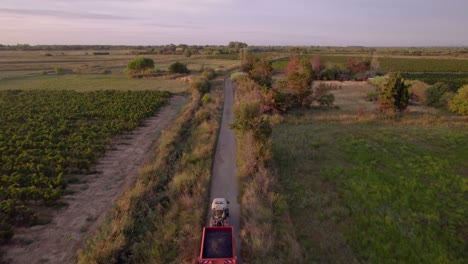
xmin=198 ymin=226 xmax=237 ymax=264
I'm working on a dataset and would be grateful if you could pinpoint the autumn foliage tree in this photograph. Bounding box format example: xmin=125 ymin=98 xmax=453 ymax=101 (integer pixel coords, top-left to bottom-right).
xmin=347 ymin=58 xmax=371 ymax=76
xmin=311 ymin=55 xmax=325 ymax=73
xmin=250 ymin=59 xmax=273 ymax=87
xmin=277 ymin=57 xmax=314 ymax=108
xmin=241 ymin=54 xmax=259 ymax=74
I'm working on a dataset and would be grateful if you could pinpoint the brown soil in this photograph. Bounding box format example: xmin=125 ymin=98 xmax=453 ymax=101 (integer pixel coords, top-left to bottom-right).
xmin=1 ymin=95 xmax=187 ymax=264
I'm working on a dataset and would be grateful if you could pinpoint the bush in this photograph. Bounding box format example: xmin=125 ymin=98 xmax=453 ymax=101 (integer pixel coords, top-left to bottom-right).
xmin=201 ymin=68 xmax=216 ymax=80
xmin=314 ymin=83 xmax=338 ymax=106
xmin=169 ymin=62 xmax=189 ymax=74
xmin=449 ymin=85 xmax=468 ymax=115
xmin=231 ymin=72 xmax=248 ymax=83
xmin=201 ymin=93 xmax=212 ymax=104
xmin=191 ymin=77 xmax=210 ymax=94
xmin=365 ymin=91 xmax=379 ymax=102
xmin=407 ymin=80 xmax=429 ymax=103
xmin=426 ymin=82 xmax=452 ymax=108
xmin=369 ymin=76 xmax=387 ymax=89
xmin=126 ymin=57 xmax=154 ymax=75
xmin=54 ymin=67 xmax=64 ymax=75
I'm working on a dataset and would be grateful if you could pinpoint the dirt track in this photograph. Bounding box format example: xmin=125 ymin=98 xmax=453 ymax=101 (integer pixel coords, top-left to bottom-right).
xmin=208 ymin=78 xmax=241 ymax=262
xmin=1 ymin=95 xmax=186 ymax=264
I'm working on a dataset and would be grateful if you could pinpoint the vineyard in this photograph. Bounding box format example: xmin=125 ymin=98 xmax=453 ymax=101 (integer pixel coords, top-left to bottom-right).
xmin=378 ymin=57 xmax=468 ymax=72
xmin=0 ymin=90 xmax=170 ymax=240
xmin=272 ymin=55 xmax=468 ymax=73
xmin=401 ymin=73 xmax=468 ymax=90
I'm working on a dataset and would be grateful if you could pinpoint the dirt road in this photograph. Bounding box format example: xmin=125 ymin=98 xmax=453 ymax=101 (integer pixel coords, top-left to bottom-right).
xmin=1 ymin=96 xmax=186 ymax=264
xmin=208 ymin=78 xmax=241 ymax=262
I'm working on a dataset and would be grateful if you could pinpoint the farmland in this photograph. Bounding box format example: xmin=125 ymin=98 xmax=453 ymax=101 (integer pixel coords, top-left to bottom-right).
xmin=272 ymin=54 xmax=468 ymax=73
xmin=271 ymin=82 xmax=468 ymax=263
xmin=0 ymin=90 xmax=170 ymax=239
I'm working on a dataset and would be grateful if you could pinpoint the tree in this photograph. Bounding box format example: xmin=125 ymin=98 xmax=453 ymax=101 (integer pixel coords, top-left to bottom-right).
xmin=241 ymin=54 xmax=258 ymax=73
xmin=425 ymin=82 xmax=452 ymax=108
xmin=449 ymin=85 xmax=468 ymax=115
xmin=126 ymin=57 xmax=154 ymax=75
xmin=184 ymin=48 xmax=192 ymax=57
xmin=249 ymin=59 xmax=273 ymax=87
xmin=169 ymin=61 xmax=189 ymax=74
xmin=311 ymin=55 xmax=325 ymax=74
xmin=285 ymin=56 xmax=300 ymax=75
xmin=347 ymin=58 xmax=370 ymax=76
xmin=379 ymin=72 xmax=409 ymax=115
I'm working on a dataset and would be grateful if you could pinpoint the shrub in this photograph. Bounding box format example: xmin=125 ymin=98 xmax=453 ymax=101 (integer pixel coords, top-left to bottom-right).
xmin=366 ymin=91 xmax=379 ymax=102
xmin=201 ymin=93 xmax=212 ymax=104
xmin=369 ymin=76 xmax=387 ymax=89
xmin=54 ymin=67 xmax=64 ymax=75
xmin=169 ymin=61 xmax=189 ymax=74
xmin=201 ymin=68 xmax=216 ymax=80
xmin=191 ymin=77 xmax=210 ymax=94
xmin=41 ymin=70 xmax=48 ymax=75
xmin=425 ymin=82 xmax=452 ymax=108
xmin=449 ymin=85 xmax=468 ymax=115
xmin=231 ymin=72 xmax=248 ymax=83
xmin=407 ymin=80 xmax=429 ymax=103
xmin=126 ymin=57 xmax=154 ymax=75
xmin=314 ymin=83 xmax=338 ymax=106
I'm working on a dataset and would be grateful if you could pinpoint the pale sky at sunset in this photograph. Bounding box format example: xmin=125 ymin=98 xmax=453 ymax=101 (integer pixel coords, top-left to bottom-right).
xmin=1 ymin=0 xmax=467 ymax=46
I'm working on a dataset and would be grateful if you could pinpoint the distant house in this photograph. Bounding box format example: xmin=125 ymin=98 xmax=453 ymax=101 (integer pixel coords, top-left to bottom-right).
xmin=175 ymin=47 xmax=184 ymax=53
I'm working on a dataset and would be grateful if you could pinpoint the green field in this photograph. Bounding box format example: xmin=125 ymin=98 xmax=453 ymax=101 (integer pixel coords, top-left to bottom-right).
xmin=0 ymin=90 xmax=170 ymax=240
xmin=271 ymin=84 xmax=468 ymax=263
xmin=0 ymin=74 xmax=188 ymax=92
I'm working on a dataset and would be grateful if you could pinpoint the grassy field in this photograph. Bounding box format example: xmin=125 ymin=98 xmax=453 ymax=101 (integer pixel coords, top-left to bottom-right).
xmin=0 ymin=50 xmax=241 ymax=94
xmin=0 ymin=50 xmax=238 ymax=78
xmin=271 ymin=82 xmax=468 ymax=263
xmin=0 ymin=74 xmax=188 ymax=92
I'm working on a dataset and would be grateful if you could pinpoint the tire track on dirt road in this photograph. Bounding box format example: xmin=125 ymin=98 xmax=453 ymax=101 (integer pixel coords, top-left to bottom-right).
xmin=208 ymin=77 xmax=242 ymax=263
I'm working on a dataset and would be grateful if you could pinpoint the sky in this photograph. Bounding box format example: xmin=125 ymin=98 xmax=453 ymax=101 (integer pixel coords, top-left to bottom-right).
xmin=1 ymin=0 xmax=467 ymax=46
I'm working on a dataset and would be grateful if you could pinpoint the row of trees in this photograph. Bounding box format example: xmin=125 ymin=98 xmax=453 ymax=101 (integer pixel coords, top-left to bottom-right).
xmin=237 ymin=54 xmax=337 ymax=113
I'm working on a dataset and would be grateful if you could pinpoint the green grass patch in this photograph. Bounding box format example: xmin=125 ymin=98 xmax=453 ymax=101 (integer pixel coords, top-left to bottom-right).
xmin=273 ymin=123 xmax=467 ymax=263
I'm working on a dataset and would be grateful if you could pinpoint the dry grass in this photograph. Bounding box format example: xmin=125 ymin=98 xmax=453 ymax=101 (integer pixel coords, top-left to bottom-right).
xmin=77 ymin=76 xmax=223 ymax=264
xmin=233 ymin=78 xmax=303 ymax=263
xmin=287 ymin=81 xmax=467 ymax=127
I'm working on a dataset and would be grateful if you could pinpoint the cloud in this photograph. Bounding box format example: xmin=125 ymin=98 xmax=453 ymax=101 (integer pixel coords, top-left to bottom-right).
xmin=0 ymin=7 xmax=132 ymax=20
xmin=142 ymin=22 xmax=204 ymax=30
